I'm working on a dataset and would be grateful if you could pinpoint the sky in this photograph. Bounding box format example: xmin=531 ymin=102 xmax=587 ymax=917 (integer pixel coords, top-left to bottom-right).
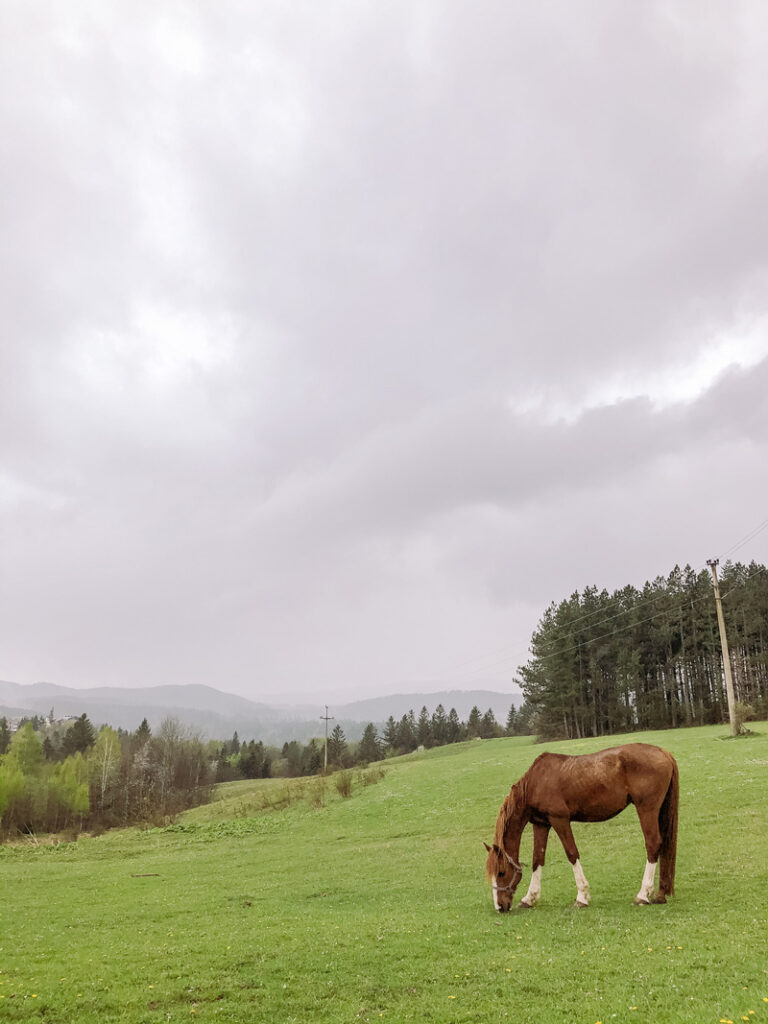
xmin=2 ymin=1 xmax=768 ymax=705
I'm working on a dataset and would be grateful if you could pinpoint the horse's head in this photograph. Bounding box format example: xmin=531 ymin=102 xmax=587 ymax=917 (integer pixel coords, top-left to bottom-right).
xmin=484 ymin=842 xmax=523 ymax=912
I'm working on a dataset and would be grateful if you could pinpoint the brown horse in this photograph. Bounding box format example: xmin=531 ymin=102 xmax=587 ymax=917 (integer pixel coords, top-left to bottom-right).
xmin=484 ymin=742 xmax=678 ymax=912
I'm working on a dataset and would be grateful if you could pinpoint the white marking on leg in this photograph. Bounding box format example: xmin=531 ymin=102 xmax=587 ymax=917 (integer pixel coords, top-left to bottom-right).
xmin=520 ymin=866 xmax=542 ymax=907
xmin=492 ymin=880 xmax=500 ymax=911
xmin=572 ymin=859 xmax=590 ymax=905
xmin=635 ymin=860 xmax=657 ymax=904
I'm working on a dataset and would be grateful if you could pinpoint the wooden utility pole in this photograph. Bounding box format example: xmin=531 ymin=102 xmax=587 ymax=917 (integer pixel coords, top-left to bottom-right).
xmin=707 ymin=559 xmax=738 ymax=736
xmin=320 ymin=705 xmax=335 ymax=773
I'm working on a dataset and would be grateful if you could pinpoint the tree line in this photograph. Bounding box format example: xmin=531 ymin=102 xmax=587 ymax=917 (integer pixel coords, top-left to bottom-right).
xmin=208 ymin=701 xmax=530 ymax=781
xmin=0 ymin=714 xmax=212 ymax=837
xmin=518 ymin=560 xmax=768 ymax=740
xmin=0 ymin=700 xmax=527 ymax=836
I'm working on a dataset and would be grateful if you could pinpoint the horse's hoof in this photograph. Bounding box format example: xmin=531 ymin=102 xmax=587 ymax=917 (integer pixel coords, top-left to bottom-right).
xmin=633 ymin=897 xmax=650 ymax=906
xmin=518 ymin=900 xmax=533 ymax=909
xmin=573 ymin=900 xmax=589 ymax=908
xmin=650 ymin=893 xmax=667 ymax=904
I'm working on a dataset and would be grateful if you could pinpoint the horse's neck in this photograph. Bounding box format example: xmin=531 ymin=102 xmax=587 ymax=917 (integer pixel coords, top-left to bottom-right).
xmin=496 ymin=787 xmax=526 ymax=856
xmin=502 ymin=815 xmax=524 ymax=859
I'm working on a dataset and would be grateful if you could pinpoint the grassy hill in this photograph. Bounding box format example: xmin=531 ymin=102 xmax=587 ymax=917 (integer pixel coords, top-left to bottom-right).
xmin=1 ymin=723 xmax=767 ymax=1023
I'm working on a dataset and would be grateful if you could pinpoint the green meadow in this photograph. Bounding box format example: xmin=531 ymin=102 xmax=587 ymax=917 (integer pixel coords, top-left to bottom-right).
xmin=1 ymin=724 xmax=767 ymax=1024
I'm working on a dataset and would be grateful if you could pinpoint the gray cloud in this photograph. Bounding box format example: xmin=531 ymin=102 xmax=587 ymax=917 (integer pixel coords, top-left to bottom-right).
xmin=2 ymin=1 xmax=767 ymax=701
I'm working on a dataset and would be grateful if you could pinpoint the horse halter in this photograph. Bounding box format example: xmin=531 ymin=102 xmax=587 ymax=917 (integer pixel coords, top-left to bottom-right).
xmin=494 ymin=853 xmax=525 ymax=893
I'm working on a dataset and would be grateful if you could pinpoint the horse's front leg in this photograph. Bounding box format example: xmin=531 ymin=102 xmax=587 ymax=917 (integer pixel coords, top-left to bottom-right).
xmin=519 ymin=823 xmax=549 ymax=908
xmin=551 ymin=816 xmax=590 ymax=907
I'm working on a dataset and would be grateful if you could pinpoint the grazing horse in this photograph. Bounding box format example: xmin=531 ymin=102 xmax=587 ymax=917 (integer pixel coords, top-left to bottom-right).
xmin=484 ymin=742 xmax=678 ymax=912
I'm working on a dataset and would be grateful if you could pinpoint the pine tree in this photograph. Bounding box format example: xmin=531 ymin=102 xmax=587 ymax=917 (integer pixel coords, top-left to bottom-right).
xmin=358 ymin=723 xmax=381 ymax=764
xmin=134 ymin=718 xmax=152 ymax=745
xmin=505 ymin=704 xmax=517 ymax=736
xmin=62 ymin=714 xmax=96 ymax=756
xmin=327 ymin=724 xmax=348 ymax=768
xmin=479 ymin=708 xmax=500 ymax=739
xmin=466 ymin=706 xmax=481 ymax=738
xmin=416 ymin=706 xmax=432 ymax=748
xmin=431 ymin=704 xmax=447 ymax=746
xmin=446 ymin=708 xmax=464 ymax=743
xmin=382 ymin=715 xmax=398 ymax=750
xmin=301 ymin=739 xmax=323 ymax=776
xmin=396 ymin=713 xmax=416 ymax=752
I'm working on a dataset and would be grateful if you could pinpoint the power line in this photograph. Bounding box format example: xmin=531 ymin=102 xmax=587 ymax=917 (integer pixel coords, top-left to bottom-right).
xmin=440 ymin=514 xmax=768 ymax=683
xmin=528 ymin=562 xmax=767 ymax=670
xmin=718 ymin=516 xmax=768 ymax=562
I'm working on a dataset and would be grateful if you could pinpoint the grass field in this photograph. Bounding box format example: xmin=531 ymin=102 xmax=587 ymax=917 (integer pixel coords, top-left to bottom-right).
xmin=1 ymin=724 xmax=767 ymax=1023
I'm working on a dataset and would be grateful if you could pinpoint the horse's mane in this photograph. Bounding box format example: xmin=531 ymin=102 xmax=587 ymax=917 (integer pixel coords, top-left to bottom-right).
xmin=492 ymin=782 xmax=522 ymax=847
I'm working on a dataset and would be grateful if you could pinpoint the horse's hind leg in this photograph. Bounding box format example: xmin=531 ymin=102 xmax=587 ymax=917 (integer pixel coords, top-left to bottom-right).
xmin=634 ymin=859 xmax=657 ymax=905
xmin=633 ymin=805 xmax=663 ymax=905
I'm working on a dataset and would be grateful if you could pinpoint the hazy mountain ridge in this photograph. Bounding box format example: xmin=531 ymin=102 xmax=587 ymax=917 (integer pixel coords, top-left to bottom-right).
xmin=0 ymin=680 xmax=522 ymax=745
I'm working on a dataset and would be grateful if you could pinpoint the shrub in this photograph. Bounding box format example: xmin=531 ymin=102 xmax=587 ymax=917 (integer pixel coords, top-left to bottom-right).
xmin=733 ymin=702 xmax=756 ymax=734
xmin=334 ymin=770 xmax=353 ymax=798
xmin=308 ymin=777 xmax=327 ymax=808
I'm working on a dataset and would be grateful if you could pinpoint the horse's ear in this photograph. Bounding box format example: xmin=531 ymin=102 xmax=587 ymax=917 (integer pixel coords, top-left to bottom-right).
xmin=492 ymin=843 xmax=500 ymax=854
xmin=483 ymin=842 xmax=491 ymax=853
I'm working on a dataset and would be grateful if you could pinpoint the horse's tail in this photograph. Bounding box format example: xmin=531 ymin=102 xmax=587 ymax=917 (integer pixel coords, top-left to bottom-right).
xmin=658 ymin=756 xmax=679 ymax=897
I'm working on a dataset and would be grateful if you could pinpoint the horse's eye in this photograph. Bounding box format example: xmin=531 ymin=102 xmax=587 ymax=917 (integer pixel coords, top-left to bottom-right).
xmin=498 ymin=870 xmax=506 ymax=877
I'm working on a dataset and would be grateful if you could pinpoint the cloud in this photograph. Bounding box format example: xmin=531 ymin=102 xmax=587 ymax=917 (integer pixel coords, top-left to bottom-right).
xmin=2 ymin=1 xmax=767 ymax=699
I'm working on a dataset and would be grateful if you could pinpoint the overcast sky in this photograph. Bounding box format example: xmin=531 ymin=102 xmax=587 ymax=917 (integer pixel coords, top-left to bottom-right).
xmin=2 ymin=2 xmax=767 ymax=705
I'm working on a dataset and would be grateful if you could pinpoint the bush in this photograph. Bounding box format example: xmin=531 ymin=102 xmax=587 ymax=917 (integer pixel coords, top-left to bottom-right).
xmin=308 ymin=777 xmax=327 ymax=809
xmin=334 ymin=770 xmax=353 ymax=798
xmin=733 ymin=702 xmax=756 ymax=734
xmin=358 ymin=766 xmax=386 ymax=787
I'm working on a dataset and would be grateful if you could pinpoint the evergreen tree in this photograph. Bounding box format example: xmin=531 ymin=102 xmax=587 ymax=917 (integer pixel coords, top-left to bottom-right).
xmin=505 ymin=704 xmax=517 ymax=736
xmin=416 ymin=706 xmax=432 ymax=748
xmin=327 ymin=724 xmax=348 ymax=767
xmin=301 ymin=739 xmax=323 ymax=776
xmin=382 ymin=715 xmax=398 ymax=750
xmin=479 ymin=708 xmax=500 ymax=739
xmin=396 ymin=713 xmax=417 ymax=752
xmin=134 ymin=718 xmax=152 ymax=745
xmin=518 ymin=559 xmax=768 ymax=739
xmin=446 ymin=707 xmax=464 ymax=743
xmin=62 ymin=714 xmax=96 ymax=756
xmin=358 ymin=723 xmax=381 ymax=764
xmin=466 ymin=706 xmax=481 ymax=738
xmin=240 ymin=740 xmax=267 ymax=779
xmin=430 ymin=704 xmax=448 ymax=746
xmin=280 ymin=740 xmax=304 ymax=776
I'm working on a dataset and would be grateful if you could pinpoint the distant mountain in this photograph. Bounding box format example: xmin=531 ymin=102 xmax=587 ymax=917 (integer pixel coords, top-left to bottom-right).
xmin=0 ymin=680 xmax=522 ymax=745
xmin=338 ymin=689 xmax=522 ymax=723
xmin=0 ymin=680 xmax=305 ymax=743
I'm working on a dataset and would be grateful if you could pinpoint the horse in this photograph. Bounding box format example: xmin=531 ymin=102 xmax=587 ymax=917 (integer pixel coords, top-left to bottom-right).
xmin=484 ymin=742 xmax=678 ymax=912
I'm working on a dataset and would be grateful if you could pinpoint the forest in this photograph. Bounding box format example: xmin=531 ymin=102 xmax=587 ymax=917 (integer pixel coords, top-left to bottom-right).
xmin=518 ymin=560 xmax=768 ymax=740
xmin=4 ymin=557 xmax=764 ymax=836
xmin=0 ymin=701 xmax=520 ymax=838
xmin=0 ymin=715 xmax=213 ymax=838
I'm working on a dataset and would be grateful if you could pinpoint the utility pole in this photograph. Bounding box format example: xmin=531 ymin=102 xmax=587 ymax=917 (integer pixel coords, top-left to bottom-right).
xmin=707 ymin=559 xmax=738 ymax=736
xmin=320 ymin=705 xmax=335 ymax=773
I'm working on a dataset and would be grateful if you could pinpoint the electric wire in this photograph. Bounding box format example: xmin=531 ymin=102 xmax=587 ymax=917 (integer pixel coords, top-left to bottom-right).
xmin=443 ymin=514 xmax=768 ymax=682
